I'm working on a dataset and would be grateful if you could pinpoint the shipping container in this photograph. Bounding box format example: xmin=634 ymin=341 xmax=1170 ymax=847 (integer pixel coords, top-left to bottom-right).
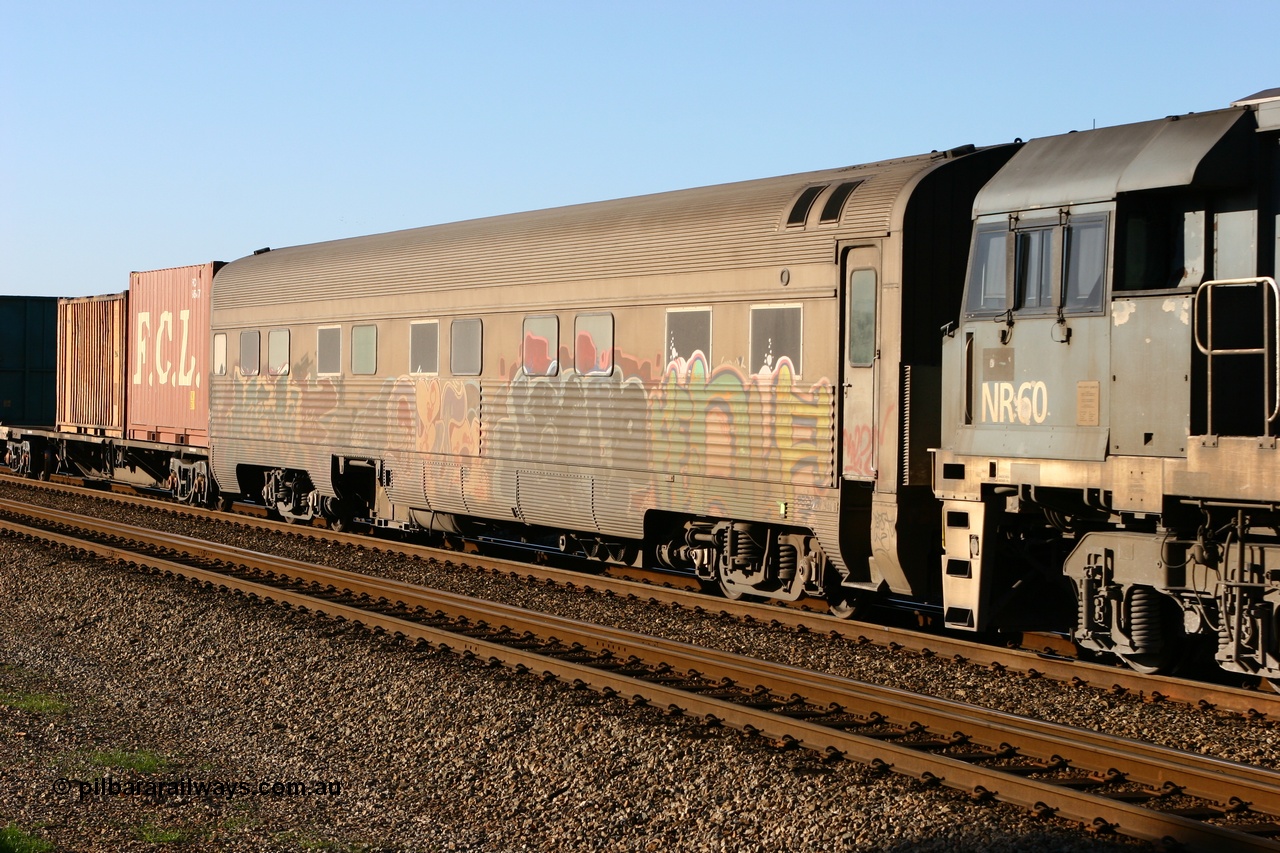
xmin=0 ymin=296 xmax=57 ymax=427
xmin=57 ymin=293 xmax=128 ymax=436
xmin=127 ymin=263 xmax=221 ymax=446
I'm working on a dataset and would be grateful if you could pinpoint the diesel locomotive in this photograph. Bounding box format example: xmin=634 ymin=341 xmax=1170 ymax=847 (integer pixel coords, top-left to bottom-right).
xmin=935 ymin=90 xmax=1280 ymax=679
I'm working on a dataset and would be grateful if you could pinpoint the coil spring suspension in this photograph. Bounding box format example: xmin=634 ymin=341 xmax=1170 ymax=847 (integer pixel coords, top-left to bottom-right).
xmin=778 ymin=544 xmax=798 ymax=581
xmin=728 ymin=524 xmax=762 ymax=566
xmin=1127 ymin=587 xmax=1164 ymax=654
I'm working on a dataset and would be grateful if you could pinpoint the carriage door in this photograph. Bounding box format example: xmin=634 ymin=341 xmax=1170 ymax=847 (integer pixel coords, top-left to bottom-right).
xmin=842 ymin=246 xmax=880 ymax=481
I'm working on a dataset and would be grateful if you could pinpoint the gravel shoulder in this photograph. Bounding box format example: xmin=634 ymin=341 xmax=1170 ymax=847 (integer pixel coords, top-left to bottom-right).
xmin=4 ymin=481 xmax=1273 ymax=769
xmin=0 ymin=493 xmax=1153 ymax=851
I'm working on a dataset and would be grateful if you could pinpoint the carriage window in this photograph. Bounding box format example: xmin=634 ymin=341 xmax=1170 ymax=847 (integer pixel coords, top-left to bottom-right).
xmin=1015 ymin=227 xmax=1054 ymax=311
xmin=522 ymin=316 xmax=559 ymax=376
xmin=267 ymin=329 xmax=290 ymax=376
xmin=352 ymin=325 xmax=377 ymax=375
xmin=966 ymin=224 xmax=1008 ymax=315
xmin=410 ymin=321 xmax=439 ymax=375
xmin=213 ymin=333 xmax=227 ymax=376
xmin=848 ymin=269 xmax=876 ymax=366
xmin=318 ymin=327 xmax=341 ymax=376
xmin=451 ymin=318 xmax=482 ymax=376
xmin=575 ymin=313 xmax=613 ymax=376
xmin=1064 ymin=218 xmax=1107 ymax=312
xmin=239 ymin=330 xmax=260 ymax=376
xmin=666 ymin=308 xmax=711 ymax=367
xmin=751 ymin=305 xmax=802 ymax=376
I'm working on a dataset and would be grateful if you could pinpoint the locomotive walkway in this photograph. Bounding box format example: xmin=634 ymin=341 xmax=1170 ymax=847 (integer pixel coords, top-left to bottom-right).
xmin=1 ymin=497 xmax=1278 ymax=851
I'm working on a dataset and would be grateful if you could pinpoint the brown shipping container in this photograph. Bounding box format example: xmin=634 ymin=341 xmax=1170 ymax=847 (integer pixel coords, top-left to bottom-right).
xmin=127 ymin=263 xmax=221 ymax=446
xmin=57 ymin=292 xmax=128 ymax=436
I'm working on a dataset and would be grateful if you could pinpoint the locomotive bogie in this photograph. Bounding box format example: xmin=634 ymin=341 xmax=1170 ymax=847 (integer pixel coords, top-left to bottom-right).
xmin=1063 ymin=518 xmax=1280 ymax=677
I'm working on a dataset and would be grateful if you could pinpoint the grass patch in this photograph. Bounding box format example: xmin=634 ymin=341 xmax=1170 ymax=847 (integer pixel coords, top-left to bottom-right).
xmin=133 ymin=822 xmax=193 ymax=844
xmin=89 ymin=749 xmax=170 ymax=774
xmin=0 ymin=691 xmax=70 ymax=715
xmin=0 ymin=823 xmax=54 ymax=853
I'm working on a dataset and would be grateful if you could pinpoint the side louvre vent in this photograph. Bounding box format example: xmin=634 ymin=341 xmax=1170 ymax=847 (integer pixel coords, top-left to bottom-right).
xmin=901 ymin=363 xmax=912 ymax=486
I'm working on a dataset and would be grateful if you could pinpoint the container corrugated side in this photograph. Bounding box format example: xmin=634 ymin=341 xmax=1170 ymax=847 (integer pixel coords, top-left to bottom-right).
xmin=126 ymin=263 xmax=220 ymax=446
xmin=57 ymin=293 xmax=128 ymax=436
xmin=0 ymin=296 xmax=57 ymax=426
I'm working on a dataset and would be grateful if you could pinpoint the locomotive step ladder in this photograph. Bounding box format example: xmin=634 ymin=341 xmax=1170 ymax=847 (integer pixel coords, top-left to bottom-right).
xmin=1193 ymin=276 xmax=1280 ymax=439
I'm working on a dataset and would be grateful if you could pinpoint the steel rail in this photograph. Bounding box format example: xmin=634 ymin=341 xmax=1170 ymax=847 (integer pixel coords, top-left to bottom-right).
xmin=1 ymin=477 xmax=1275 ymax=722
xmin=1 ymin=503 xmax=1278 ymax=851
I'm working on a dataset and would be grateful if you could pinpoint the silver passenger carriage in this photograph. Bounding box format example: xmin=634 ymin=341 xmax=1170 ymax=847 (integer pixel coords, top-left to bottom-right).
xmin=209 ymin=144 xmax=1012 ymax=614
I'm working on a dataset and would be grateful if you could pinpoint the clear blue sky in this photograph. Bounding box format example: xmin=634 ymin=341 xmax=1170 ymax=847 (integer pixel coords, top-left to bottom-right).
xmin=2 ymin=1 xmax=1275 ymax=297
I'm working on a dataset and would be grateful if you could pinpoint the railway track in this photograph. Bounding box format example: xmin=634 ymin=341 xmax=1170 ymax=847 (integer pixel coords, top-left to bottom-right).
xmin=3 ymin=472 xmax=1277 ymax=724
xmin=1 ymin=498 xmax=1278 ymax=851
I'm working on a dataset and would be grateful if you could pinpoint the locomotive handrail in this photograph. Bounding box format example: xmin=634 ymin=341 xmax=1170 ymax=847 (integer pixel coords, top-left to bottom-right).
xmin=1193 ymin=276 xmax=1280 ymax=436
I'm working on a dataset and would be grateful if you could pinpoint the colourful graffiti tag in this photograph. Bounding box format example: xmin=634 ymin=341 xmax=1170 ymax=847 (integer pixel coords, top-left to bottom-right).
xmin=842 ymin=402 xmax=897 ymax=481
xmin=651 ymin=351 xmax=835 ymax=489
xmin=217 ymin=335 xmax=837 ymax=515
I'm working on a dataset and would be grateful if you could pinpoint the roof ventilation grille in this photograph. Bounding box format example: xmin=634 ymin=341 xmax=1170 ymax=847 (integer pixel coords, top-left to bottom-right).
xmin=786 ymin=185 xmax=827 ymax=227
xmin=819 ymin=180 xmax=864 ymax=223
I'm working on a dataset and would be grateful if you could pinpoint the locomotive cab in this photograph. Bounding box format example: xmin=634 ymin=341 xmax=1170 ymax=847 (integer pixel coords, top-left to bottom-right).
xmin=934 ymin=91 xmax=1280 ymax=678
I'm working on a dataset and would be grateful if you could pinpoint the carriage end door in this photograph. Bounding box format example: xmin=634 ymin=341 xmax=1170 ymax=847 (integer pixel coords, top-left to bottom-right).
xmin=841 ymin=246 xmax=880 ymax=481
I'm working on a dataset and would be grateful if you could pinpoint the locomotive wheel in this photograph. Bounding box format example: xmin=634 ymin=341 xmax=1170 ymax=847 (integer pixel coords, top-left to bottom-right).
xmin=715 ymin=570 xmax=764 ymax=602
xmin=330 ymin=513 xmax=359 ymax=533
xmin=827 ymin=589 xmax=863 ymax=620
xmin=717 ymin=575 xmax=746 ymax=601
xmin=1118 ymin=651 xmax=1169 ymax=675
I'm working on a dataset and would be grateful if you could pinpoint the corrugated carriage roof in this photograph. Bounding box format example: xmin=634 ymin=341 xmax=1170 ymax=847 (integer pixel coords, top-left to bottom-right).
xmin=214 ymin=152 xmax=951 ymax=309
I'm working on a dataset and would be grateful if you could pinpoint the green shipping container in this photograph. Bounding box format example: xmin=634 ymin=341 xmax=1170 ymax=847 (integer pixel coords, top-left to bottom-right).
xmin=0 ymin=295 xmax=57 ymax=426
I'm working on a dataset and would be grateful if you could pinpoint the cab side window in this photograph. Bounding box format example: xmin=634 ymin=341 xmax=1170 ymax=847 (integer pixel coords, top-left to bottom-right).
xmin=965 ymin=216 xmax=1108 ymax=317
xmin=1063 ymin=218 xmax=1107 ymax=311
xmin=966 ymin=225 xmax=1008 ymax=315
xmin=1015 ymin=228 xmax=1054 ymax=311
